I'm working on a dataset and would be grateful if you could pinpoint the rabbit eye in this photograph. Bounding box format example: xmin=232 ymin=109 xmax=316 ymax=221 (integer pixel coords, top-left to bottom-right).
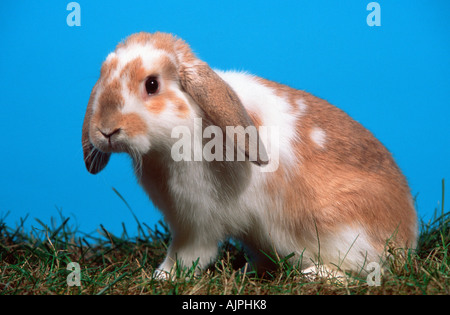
xmin=145 ymin=76 xmax=159 ymax=95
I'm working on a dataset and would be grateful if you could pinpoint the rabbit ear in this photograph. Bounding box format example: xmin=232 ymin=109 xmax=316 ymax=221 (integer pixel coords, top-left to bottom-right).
xmin=82 ymin=83 xmax=111 ymax=174
xmin=179 ymin=62 xmax=269 ymax=165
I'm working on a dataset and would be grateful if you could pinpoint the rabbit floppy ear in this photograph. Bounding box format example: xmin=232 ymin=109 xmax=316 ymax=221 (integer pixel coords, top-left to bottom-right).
xmin=82 ymin=83 xmax=111 ymax=174
xmin=179 ymin=62 xmax=269 ymax=165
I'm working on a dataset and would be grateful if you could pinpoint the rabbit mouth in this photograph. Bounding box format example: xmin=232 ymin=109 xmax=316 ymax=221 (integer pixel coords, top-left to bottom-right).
xmin=91 ymin=126 xmax=151 ymax=157
xmin=91 ymin=127 xmax=126 ymax=153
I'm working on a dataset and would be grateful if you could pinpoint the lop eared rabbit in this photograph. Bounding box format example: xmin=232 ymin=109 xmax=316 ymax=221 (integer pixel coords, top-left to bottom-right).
xmin=82 ymin=32 xmax=417 ymax=279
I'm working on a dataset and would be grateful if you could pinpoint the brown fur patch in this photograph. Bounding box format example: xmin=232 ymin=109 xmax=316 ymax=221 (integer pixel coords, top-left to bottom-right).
xmin=90 ymin=78 xmax=124 ymax=141
xmin=100 ymin=56 xmax=119 ymax=80
xmin=262 ymin=79 xmax=417 ymax=251
xmin=247 ymin=110 xmax=263 ymax=128
xmin=145 ymin=94 xmax=166 ymax=114
xmin=159 ymin=55 xmax=178 ymax=81
xmin=149 ymin=32 xmax=177 ymax=55
xmin=121 ymin=113 xmax=147 ymax=137
xmin=97 ymin=78 xmax=124 ymax=120
xmin=119 ymin=57 xmax=146 ymax=95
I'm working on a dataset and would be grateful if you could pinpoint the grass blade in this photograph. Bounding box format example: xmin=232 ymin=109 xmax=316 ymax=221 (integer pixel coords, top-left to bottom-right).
xmin=112 ymin=187 xmax=146 ymax=239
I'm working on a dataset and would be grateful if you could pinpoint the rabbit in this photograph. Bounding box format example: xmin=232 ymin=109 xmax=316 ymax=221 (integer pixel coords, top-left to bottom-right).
xmin=82 ymin=32 xmax=417 ymax=279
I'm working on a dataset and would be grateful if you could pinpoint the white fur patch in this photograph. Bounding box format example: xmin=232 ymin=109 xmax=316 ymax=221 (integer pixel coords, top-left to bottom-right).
xmin=296 ymin=99 xmax=308 ymax=116
xmin=310 ymin=127 xmax=326 ymax=148
xmin=319 ymin=226 xmax=379 ymax=273
xmin=215 ymin=71 xmax=298 ymax=170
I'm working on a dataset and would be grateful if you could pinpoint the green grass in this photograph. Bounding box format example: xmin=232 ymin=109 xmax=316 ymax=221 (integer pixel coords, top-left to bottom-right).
xmin=1 ymin=186 xmax=449 ymax=295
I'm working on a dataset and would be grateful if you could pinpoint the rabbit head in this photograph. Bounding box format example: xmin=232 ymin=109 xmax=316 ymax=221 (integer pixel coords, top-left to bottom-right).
xmin=82 ymin=32 xmax=268 ymax=174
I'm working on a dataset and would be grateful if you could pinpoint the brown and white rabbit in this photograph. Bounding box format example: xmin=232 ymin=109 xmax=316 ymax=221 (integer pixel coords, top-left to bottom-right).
xmin=82 ymin=32 xmax=417 ymax=279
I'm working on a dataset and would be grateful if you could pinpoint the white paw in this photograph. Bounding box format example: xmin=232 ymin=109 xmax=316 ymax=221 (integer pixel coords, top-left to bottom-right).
xmin=153 ymin=268 xmax=171 ymax=280
xmin=302 ymin=265 xmax=348 ymax=284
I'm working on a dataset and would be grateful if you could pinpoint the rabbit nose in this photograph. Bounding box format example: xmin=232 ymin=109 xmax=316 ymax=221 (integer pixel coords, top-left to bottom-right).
xmin=99 ymin=128 xmax=121 ymax=139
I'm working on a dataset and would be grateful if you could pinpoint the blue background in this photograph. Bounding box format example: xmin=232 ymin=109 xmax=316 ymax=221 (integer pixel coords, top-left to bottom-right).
xmin=1 ymin=1 xmax=449 ymax=236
